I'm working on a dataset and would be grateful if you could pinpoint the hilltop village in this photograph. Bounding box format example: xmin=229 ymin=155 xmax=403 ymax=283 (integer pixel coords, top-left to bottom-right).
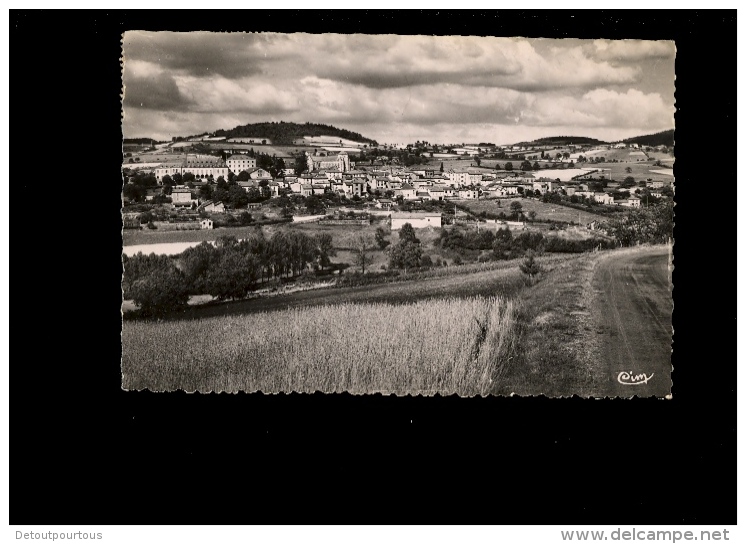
xmin=122 ymin=134 xmax=674 ymax=235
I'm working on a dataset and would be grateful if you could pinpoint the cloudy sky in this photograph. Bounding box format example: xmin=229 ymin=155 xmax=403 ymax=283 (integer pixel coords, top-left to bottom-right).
xmin=122 ymin=32 xmax=675 ymax=145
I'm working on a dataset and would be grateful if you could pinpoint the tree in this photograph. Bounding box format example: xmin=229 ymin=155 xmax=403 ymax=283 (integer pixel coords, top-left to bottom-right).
xmin=199 ymin=183 xmax=214 ymax=201
xmin=440 ymin=162 xmax=444 ymax=173
xmin=533 ymin=161 xmax=540 ymax=170
xmin=622 ymin=176 xmax=636 ymax=188
xmin=122 ymin=253 xmax=190 ymax=316
xmin=509 ymin=201 xmax=523 ymax=215
xmin=475 ymin=157 xmax=481 ymax=167
xmin=228 ymin=184 xmax=250 ymax=208
xmin=314 ymin=233 xmax=336 ymax=270
xmin=398 ymin=223 xmax=419 ymax=244
xmin=161 ymin=174 xmax=173 ymax=187
xmin=519 ymin=250 xmax=542 ymax=283
xmin=374 ymin=227 xmax=389 ymax=249
xmin=528 ymin=210 xmax=537 ymax=221
xmin=505 ymin=162 xmax=513 ymax=171
xmin=625 ymin=166 xmax=633 ymax=173
xmin=305 ymin=195 xmax=324 ymax=215
xmin=353 ymin=235 xmax=375 ymax=274
xmin=492 ymin=228 xmax=513 ymax=259
xmin=389 ymin=240 xmax=422 ymax=272
xmin=205 ymin=245 xmax=261 ymax=301
xmin=238 ymin=211 xmax=253 ymax=225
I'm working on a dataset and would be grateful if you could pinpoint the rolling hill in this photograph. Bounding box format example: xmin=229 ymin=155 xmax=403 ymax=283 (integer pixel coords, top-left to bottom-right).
xmin=513 ymin=136 xmax=608 ymax=147
xmin=206 ymin=121 xmax=378 ymax=146
xmin=622 ymin=129 xmax=674 ymax=147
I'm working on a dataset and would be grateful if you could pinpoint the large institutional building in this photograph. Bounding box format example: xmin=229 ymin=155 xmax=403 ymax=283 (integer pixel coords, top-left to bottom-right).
xmin=306 ymin=151 xmax=351 ymax=173
xmin=155 ymin=154 xmax=229 ymax=183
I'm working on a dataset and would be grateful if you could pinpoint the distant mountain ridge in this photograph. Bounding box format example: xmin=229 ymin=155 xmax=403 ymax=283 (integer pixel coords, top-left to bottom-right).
xmin=513 ymin=136 xmax=608 ymax=147
xmin=512 ymin=129 xmax=674 ymax=148
xmin=622 ymin=129 xmax=674 ymax=147
xmin=205 ymin=121 xmax=379 ymax=146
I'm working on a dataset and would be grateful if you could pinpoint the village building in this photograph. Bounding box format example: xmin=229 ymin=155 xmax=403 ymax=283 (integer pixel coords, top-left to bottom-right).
xmin=153 ymin=154 xmax=230 ymax=183
xmin=399 ymin=183 xmax=416 ymax=200
xmin=199 ymin=200 xmax=225 ymax=213
xmin=624 ymin=195 xmax=642 ymax=208
xmin=391 ymin=212 xmax=442 ymax=230
xmin=592 ymin=193 xmax=615 ymax=206
xmin=458 ymin=188 xmax=478 ymax=199
xmin=226 ymin=154 xmax=257 ymax=173
xmin=171 ymin=187 xmax=195 ymax=207
xmin=242 ymin=167 xmax=273 ymax=181
xmin=351 ymin=179 xmax=366 ymax=197
xmin=306 ymin=151 xmax=351 ymax=173
xmin=446 ymin=169 xmax=470 ymax=187
xmin=122 ymin=212 xmax=142 ymax=229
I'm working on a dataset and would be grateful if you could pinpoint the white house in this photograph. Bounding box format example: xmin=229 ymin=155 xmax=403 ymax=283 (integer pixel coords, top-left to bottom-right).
xmin=171 ymin=187 xmax=195 ymax=207
xmin=243 ymin=167 xmax=273 ymax=181
xmin=458 ymin=188 xmax=478 ymax=199
xmin=446 ymin=169 xmax=470 ymax=187
xmin=592 ymin=193 xmax=615 ymax=205
xmin=625 ymin=195 xmax=642 ymax=208
xmin=391 ymin=212 xmax=442 ymax=230
xmin=399 ymin=183 xmax=417 ymax=200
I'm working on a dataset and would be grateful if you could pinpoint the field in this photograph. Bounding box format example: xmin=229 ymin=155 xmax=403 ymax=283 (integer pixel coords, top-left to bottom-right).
xmin=456 ymin=198 xmax=609 ymax=225
xmin=123 ymin=224 xmax=272 ymax=246
xmin=645 ymin=151 xmax=675 ymax=162
xmin=122 ymin=296 xmax=517 ymax=395
xmin=582 ymin=148 xmax=640 ymax=161
xmin=534 ymin=168 xmax=594 ymax=181
xmin=594 ymin=161 xmax=674 ymax=183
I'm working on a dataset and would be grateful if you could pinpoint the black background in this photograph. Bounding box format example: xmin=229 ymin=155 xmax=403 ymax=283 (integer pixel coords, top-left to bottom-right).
xmin=10 ymin=9 xmax=736 ymax=525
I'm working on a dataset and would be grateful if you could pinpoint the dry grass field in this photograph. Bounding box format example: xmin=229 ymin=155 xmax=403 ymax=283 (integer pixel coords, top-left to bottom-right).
xmin=456 ymin=198 xmax=608 ymax=225
xmin=595 ymin=161 xmax=673 ymax=183
xmin=122 ymin=296 xmax=518 ymax=395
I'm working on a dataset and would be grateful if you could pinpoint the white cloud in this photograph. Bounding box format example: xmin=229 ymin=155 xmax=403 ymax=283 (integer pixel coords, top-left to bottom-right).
xmin=121 ymin=33 xmax=675 ymax=144
xmin=587 ymin=39 xmax=675 ymax=62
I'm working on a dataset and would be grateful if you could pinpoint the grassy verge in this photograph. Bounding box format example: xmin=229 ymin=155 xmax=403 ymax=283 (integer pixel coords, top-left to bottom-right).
xmin=495 ymin=252 xmax=605 ymax=397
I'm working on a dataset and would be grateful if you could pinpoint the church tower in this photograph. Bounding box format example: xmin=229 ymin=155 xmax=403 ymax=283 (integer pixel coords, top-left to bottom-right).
xmin=337 ymin=151 xmax=350 ymax=173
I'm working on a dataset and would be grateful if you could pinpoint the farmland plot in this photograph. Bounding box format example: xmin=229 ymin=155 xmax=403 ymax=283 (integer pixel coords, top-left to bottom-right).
xmin=122 ymin=296 xmax=517 ymax=396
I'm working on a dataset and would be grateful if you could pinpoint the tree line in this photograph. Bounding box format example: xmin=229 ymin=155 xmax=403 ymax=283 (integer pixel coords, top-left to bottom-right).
xmin=123 ymin=231 xmax=337 ymax=316
xmin=605 ymin=200 xmax=673 ymax=246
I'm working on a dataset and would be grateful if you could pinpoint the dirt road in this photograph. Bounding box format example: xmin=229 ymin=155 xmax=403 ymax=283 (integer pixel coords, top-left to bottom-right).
xmin=591 ymin=245 xmax=673 ymax=397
